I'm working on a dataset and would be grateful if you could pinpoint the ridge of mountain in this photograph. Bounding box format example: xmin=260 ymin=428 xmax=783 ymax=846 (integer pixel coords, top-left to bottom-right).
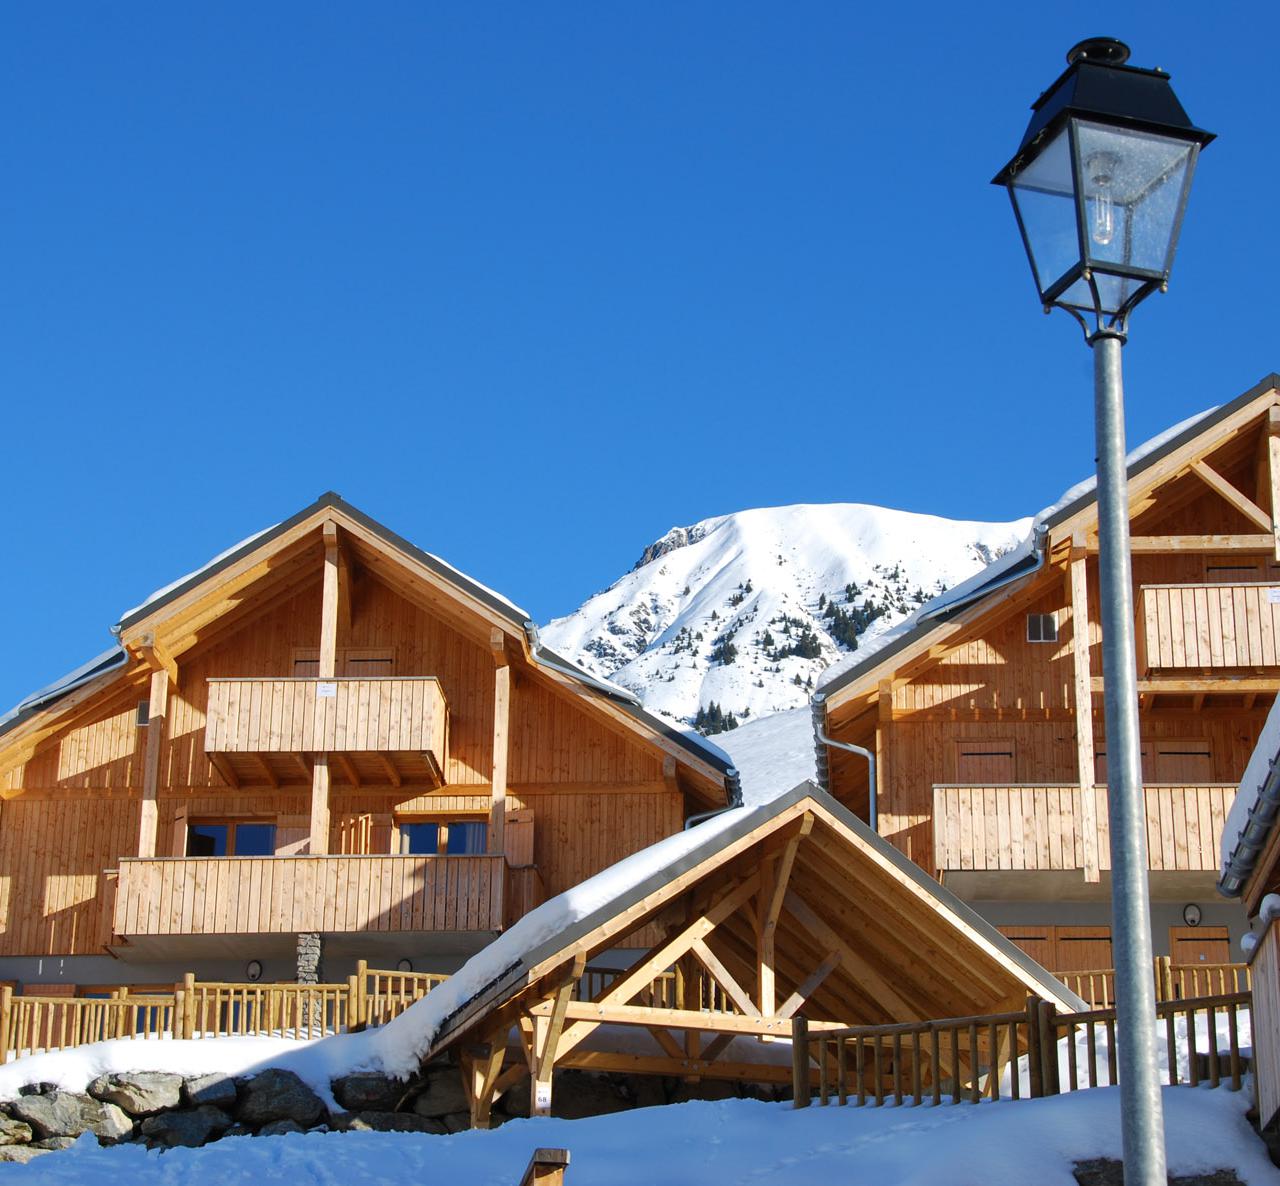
xmin=541 ymin=501 xmax=1031 ymax=730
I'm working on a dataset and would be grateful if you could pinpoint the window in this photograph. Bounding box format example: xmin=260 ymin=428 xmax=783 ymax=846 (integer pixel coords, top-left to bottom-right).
xmin=1027 ymin=612 xmax=1058 ymax=643
xmin=399 ymin=820 xmax=487 ymax=855
xmin=135 ymin=700 xmax=150 ymax=728
xmin=186 ymin=822 xmax=277 ymax=857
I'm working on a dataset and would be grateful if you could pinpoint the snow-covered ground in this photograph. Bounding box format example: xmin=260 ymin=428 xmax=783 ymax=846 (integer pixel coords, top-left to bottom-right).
xmin=8 ymin=1087 xmax=1277 ymax=1185
xmin=541 ymin=502 xmax=1028 ymax=727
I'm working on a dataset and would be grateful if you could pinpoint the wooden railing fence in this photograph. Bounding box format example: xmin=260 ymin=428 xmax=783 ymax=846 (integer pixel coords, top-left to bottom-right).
xmin=575 ymin=964 xmax=733 ymax=1013
xmin=0 ymin=965 xmax=454 ymax=1062
xmin=793 ymin=989 xmax=1252 ymax=1109
xmin=1058 ymin=959 xmax=1250 ymax=1009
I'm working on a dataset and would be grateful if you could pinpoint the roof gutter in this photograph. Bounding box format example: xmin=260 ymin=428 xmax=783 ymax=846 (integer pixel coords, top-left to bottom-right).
xmin=811 ymin=693 xmax=877 ymax=832
xmin=1218 ymin=749 xmax=1280 ymax=900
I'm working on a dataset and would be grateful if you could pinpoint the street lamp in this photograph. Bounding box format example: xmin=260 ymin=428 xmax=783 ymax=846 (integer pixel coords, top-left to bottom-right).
xmin=993 ymin=38 xmax=1213 ymax=1186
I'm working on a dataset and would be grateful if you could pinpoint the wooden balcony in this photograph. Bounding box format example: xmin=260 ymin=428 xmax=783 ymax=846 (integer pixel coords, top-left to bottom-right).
xmin=112 ymin=853 xmax=505 ymax=938
xmin=204 ymin=677 xmax=447 ymax=787
xmin=1137 ymin=582 xmax=1280 ymax=672
xmin=932 ymin=783 xmax=1236 ymax=876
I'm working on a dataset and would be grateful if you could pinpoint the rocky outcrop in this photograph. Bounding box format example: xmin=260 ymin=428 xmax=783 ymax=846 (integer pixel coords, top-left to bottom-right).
xmin=140 ymin=1106 xmax=233 ymax=1149
xmin=0 ymin=1115 xmax=33 ymax=1145
xmin=331 ymin=1072 xmax=409 ymax=1113
xmin=182 ymin=1073 xmax=238 ymax=1110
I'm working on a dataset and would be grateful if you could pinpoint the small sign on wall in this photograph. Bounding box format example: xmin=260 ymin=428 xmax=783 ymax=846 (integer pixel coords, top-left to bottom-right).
xmin=535 ymin=1083 xmax=552 ymax=1111
xmin=1268 ymin=589 xmax=1280 ymax=605
xmin=317 ymin=682 xmax=338 ymax=698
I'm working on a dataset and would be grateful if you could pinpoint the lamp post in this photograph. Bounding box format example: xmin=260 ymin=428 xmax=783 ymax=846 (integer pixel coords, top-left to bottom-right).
xmin=993 ymin=38 xmax=1213 ymax=1185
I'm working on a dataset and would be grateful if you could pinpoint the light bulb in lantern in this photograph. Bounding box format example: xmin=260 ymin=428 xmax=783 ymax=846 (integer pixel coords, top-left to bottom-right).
xmin=1086 ymin=151 xmax=1119 ymax=247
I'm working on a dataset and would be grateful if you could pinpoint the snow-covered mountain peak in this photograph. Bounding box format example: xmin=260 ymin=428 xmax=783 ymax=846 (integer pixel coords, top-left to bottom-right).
xmin=542 ymin=501 xmax=1030 ymax=730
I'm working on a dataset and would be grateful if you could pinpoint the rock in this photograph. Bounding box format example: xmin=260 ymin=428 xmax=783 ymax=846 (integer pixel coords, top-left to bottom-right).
xmin=183 ymin=1073 xmax=238 ymax=1110
xmin=333 ymin=1111 xmax=448 ymax=1134
xmin=496 ymin=1083 xmax=530 ymax=1119
xmin=256 ymin=1119 xmax=306 ymax=1137
xmin=236 ymin=1070 xmax=326 ymax=1128
xmin=32 ymin=1136 xmax=79 ymax=1150
xmin=548 ymin=1071 xmax=633 ymax=1119
xmin=439 ymin=1112 xmax=470 ymax=1133
xmin=140 ymin=1106 xmax=233 ymax=1149
xmin=8 ymin=1092 xmax=133 ymax=1143
xmin=88 ymin=1071 xmax=183 ymax=1117
xmin=411 ymin=1072 xmax=468 ymax=1119
xmin=0 ymin=1146 xmax=51 ymax=1163
xmin=0 ymin=1114 xmax=33 ymax=1145
xmin=331 ymin=1073 xmax=407 ymax=1113
xmin=223 ymin=1124 xmax=253 ymax=1138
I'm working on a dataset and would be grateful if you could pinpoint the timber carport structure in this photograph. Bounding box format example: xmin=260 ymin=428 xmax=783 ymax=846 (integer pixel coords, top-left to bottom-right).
xmin=416 ymin=782 xmax=1084 ymax=1126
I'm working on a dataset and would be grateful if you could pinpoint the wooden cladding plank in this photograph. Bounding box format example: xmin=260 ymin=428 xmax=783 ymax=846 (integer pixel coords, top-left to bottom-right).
xmin=932 ymin=784 xmax=1236 ymax=874
xmin=113 ymin=855 xmax=506 ymax=937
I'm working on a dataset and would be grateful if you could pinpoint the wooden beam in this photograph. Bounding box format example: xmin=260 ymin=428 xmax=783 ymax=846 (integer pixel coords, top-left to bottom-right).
xmin=320 ymin=522 xmax=341 ymax=679
xmin=689 ymin=938 xmax=760 ymax=1018
xmin=777 ymin=951 xmax=841 ymax=1020
xmin=518 ymin=1149 xmax=570 ymax=1186
xmin=310 ymin=754 xmax=331 ymax=854
xmin=1069 ymin=545 xmax=1100 ymax=884
xmin=1091 ymin=676 xmax=1280 ymax=694
xmin=134 ymin=632 xmax=178 ymax=686
xmin=463 ymin=1038 xmax=506 ymax=1131
xmin=1122 ymin=534 xmax=1276 ymax=553
xmin=757 ymin=813 xmax=811 ymax=1015
xmin=534 ymin=999 xmax=819 ymax=1037
xmin=291 ymin=752 xmax=313 ymax=781
xmin=489 ymin=649 xmax=510 ymax=856
xmin=1190 ymin=459 xmax=1273 ymax=531
xmin=251 ymin=754 xmax=280 ymax=790
xmin=782 ymin=891 xmax=921 ymax=1020
xmin=374 ymin=753 xmax=402 ymax=788
xmin=137 ymin=669 xmax=169 ymax=858
xmin=1268 ymin=406 xmax=1280 ymax=562
xmin=207 ymin=751 xmax=241 ymax=789
xmin=332 ymin=752 xmax=361 ymax=788
xmin=530 ymin=955 xmax=584 ymax=1117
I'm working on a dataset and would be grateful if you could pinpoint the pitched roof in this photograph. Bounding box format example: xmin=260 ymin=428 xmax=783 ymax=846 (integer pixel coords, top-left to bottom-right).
xmin=391 ymin=781 xmax=1084 ymax=1063
xmin=816 ymin=372 xmax=1280 ymax=705
xmin=1 ymin=493 xmax=739 ymax=793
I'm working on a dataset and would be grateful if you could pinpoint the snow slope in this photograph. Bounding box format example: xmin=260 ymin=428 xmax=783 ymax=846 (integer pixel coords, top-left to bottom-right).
xmin=542 ymin=503 xmax=1029 ymax=728
xmin=10 ymin=1088 xmax=1277 ymax=1186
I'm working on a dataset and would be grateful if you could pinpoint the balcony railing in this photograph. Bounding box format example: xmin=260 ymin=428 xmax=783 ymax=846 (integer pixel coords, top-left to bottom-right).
xmin=932 ymin=783 xmax=1236 ymax=875
xmin=204 ymin=677 xmax=447 ymax=786
xmin=112 ymin=853 xmax=504 ymax=938
xmin=1137 ymin=582 xmax=1280 ymax=672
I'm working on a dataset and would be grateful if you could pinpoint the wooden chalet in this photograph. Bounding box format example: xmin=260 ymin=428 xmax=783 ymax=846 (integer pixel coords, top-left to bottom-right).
xmin=413 ymin=782 xmax=1082 ymax=1125
xmin=0 ymin=494 xmax=737 ymax=990
xmin=813 ymin=373 xmax=1280 ymax=980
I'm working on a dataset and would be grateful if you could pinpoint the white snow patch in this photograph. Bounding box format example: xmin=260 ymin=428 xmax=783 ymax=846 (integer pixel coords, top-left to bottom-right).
xmin=7 ymin=1087 xmax=1276 ymax=1186
xmin=716 ymin=707 xmax=816 ymax=807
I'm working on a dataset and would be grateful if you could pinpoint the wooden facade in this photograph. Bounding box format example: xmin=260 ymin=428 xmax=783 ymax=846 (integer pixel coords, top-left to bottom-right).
xmin=818 ymin=377 xmax=1280 ymax=970
xmin=0 ymin=495 xmax=731 ymax=972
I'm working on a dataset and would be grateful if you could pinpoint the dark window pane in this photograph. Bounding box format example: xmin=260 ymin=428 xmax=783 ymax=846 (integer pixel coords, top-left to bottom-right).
xmin=187 ymin=825 xmax=227 ymax=857
xmin=401 ymin=823 xmax=440 ymax=855
xmin=233 ymin=824 xmax=276 ymax=856
xmin=447 ymin=822 xmax=487 ymax=855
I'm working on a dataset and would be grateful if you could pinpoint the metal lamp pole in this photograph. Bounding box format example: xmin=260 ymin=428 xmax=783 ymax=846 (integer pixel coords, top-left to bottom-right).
xmin=1091 ymin=330 xmax=1165 ymax=1181
xmin=992 ymin=38 xmax=1214 ymax=1183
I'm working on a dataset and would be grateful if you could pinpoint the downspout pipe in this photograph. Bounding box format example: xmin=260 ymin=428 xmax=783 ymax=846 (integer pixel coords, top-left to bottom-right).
xmin=810 ymin=692 xmax=877 ymax=834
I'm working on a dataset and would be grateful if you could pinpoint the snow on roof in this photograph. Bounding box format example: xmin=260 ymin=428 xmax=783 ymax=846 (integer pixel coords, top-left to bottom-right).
xmin=817 ymin=403 xmax=1221 ymax=697
xmin=715 ymin=706 xmax=815 ymax=807
xmin=0 ymin=646 xmax=128 ymax=737
xmin=1219 ymin=694 xmax=1280 ymax=892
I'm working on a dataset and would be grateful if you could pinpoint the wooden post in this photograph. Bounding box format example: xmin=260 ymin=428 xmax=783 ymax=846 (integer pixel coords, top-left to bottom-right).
xmin=489 ymin=633 xmax=510 ymax=857
xmin=1026 ymin=996 xmax=1043 ymax=1098
xmin=183 ymin=973 xmax=197 ymax=1040
xmin=791 ymin=1016 xmax=810 ymax=1107
xmin=518 ymin=1148 xmax=570 ymax=1186
xmin=1069 ymin=541 xmax=1100 ymax=883
xmin=309 ymin=756 xmax=332 ymax=855
xmin=319 ymin=522 xmax=341 ymax=679
xmin=1267 ymin=406 xmax=1280 ymax=562
xmin=346 ymin=975 xmax=359 ymax=1032
xmin=0 ymin=985 xmax=11 ymax=1065
xmin=1037 ymin=999 xmax=1059 ymax=1096
xmin=355 ymin=958 xmax=369 ymax=1026
xmin=137 ymin=668 xmax=170 ymax=858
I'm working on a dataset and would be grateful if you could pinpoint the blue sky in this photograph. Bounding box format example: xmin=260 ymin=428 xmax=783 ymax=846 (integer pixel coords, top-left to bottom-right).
xmin=1 ymin=3 xmax=1276 ymax=711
